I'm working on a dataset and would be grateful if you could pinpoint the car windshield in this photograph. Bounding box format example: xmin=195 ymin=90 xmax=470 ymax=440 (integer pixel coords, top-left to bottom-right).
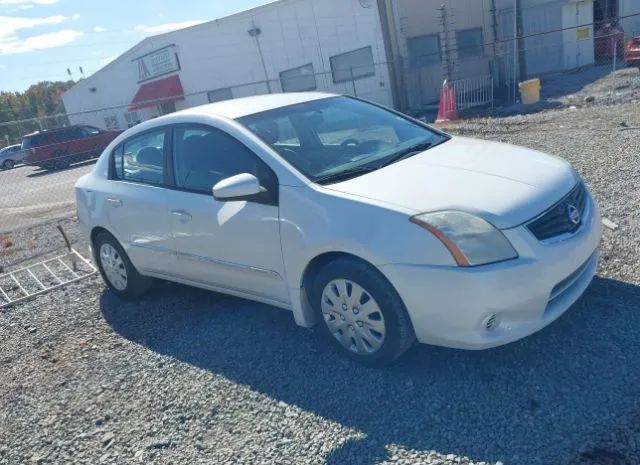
xmin=239 ymin=96 xmax=448 ymax=184
xmin=21 ymin=137 xmax=34 ymax=150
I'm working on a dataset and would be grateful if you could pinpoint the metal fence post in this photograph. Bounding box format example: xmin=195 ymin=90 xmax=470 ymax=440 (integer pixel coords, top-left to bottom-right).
xmin=613 ymin=37 xmax=617 ymax=72
xmin=350 ymin=67 xmax=357 ymax=97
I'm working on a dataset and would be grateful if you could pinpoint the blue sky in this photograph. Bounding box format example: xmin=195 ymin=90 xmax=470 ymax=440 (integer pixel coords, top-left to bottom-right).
xmin=0 ymin=0 xmax=273 ymax=92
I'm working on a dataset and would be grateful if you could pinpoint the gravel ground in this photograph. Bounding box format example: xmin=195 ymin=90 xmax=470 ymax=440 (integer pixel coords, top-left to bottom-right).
xmin=554 ymin=66 xmax=640 ymax=107
xmin=0 ymin=216 xmax=80 ymax=273
xmin=1 ymin=101 xmax=640 ymax=465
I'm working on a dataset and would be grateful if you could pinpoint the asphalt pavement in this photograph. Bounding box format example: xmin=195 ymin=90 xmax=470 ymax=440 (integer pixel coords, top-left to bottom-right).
xmin=0 ymin=161 xmax=93 ymax=234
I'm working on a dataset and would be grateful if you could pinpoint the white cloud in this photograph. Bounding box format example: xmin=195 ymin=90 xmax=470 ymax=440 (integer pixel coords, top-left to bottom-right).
xmin=92 ymin=26 xmax=106 ymax=33
xmin=0 ymin=28 xmax=82 ymax=54
xmin=0 ymin=14 xmax=66 ymax=37
xmin=134 ymin=20 xmax=205 ymax=35
xmin=71 ymin=13 xmax=80 ymax=20
xmin=0 ymin=14 xmax=85 ymax=54
xmin=0 ymin=0 xmax=59 ymax=5
xmin=100 ymin=55 xmax=115 ymax=65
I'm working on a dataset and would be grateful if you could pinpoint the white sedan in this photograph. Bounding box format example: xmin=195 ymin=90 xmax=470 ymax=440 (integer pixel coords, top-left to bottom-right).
xmin=75 ymin=93 xmax=601 ymax=365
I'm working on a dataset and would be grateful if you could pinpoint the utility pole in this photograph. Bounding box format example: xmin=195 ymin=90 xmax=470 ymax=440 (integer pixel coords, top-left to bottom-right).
xmin=248 ymin=22 xmax=272 ymax=94
xmin=489 ymin=0 xmax=501 ymax=85
xmin=515 ymin=0 xmax=527 ymax=80
xmin=438 ymin=4 xmax=456 ymax=82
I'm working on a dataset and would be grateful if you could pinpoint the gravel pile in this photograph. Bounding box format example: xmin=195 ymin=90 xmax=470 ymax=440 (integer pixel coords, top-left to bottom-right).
xmin=2 ymin=102 xmax=640 ymax=465
xmin=555 ymin=67 xmax=640 ymax=108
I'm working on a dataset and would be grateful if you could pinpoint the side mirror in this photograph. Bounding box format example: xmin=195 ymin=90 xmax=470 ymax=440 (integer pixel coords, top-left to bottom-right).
xmin=213 ymin=173 xmax=265 ymax=201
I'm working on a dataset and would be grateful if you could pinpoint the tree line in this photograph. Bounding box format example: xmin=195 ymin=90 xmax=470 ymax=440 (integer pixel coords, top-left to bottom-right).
xmin=0 ymin=81 xmax=74 ymax=148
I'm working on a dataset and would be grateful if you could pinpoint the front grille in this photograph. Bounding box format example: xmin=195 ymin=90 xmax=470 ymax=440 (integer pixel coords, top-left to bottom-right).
xmin=527 ymin=183 xmax=587 ymax=241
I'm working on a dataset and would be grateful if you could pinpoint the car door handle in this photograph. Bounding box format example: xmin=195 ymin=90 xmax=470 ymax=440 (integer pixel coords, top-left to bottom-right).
xmin=171 ymin=210 xmax=192 ymax=222
xmin=106 ymin=198 xmax=122 ymax=207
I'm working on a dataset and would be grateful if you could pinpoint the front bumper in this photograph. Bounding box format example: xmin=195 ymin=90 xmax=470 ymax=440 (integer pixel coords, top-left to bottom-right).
xmin=379 ymin=194 xmax=602 ymax=349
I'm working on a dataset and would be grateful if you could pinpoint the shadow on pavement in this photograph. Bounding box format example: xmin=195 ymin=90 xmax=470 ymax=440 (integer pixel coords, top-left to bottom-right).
xmin=25 ymin=159 xmax=96 ymax=178
xmin=101 ymin=276 xmax=640 ymax=465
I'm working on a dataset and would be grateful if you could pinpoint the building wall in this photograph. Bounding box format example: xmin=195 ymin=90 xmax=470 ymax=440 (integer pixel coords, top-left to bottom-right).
xmin=494 ymin=0 xmax=594 ymax=82
xmin=385 ymin=0 xmax=595 ymax=110
xmin=63 ymin=0 xmax=393 ymax=130
xmin=562 ymin=0 xmax=595 ymax=70
xmin=386 ymin=0 xmax=494 ymax=109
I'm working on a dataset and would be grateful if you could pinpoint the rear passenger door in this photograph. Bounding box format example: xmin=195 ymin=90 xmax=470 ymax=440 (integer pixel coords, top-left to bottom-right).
xmin=165 ymin=124 xmax=289 ymax=306
xmin=80 ymin=126 xmax=108 ymax=155
xmin=105 ymin=128 xmax=176 ymax=274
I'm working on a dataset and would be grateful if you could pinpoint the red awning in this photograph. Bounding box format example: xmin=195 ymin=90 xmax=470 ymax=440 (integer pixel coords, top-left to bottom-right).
xmin=129 ymin=75 xmax=184 ymax=111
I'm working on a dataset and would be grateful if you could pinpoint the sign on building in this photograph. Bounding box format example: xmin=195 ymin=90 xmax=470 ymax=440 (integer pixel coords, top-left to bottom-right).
xmin=134 ymin=45 xmax=181 ymax=83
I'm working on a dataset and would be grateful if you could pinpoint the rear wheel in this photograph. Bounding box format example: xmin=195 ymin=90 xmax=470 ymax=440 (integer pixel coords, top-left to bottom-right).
xmin=311 ymin=257 xmax=415 ymax=366
xmin=94 ymin=231 xmax=152 ymax=299
xmin=2 ymin=159 xmax=14 ymax=170
xmin=54 ymin=155 xmax=71 ymax=170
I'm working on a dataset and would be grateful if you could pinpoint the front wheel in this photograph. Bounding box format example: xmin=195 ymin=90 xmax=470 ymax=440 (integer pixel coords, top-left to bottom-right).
xmin=311 ymin=258 xmax=415 ymax=366
xmin=2 ymin=159 xmax=15 ymax=170
xmin=94 ymin=231 xmax=152 ymax=299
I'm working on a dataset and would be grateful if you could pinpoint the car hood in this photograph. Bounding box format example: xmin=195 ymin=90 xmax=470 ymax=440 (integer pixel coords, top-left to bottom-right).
xmin=324 ymin=136 xmax=578 ymax=229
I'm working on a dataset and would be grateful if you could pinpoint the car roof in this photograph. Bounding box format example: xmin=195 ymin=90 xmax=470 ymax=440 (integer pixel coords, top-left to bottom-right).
xmin=179 ymin=92 xmax=337 ymax=120
xmin=23 ymin=125 xmax=82 ymax=138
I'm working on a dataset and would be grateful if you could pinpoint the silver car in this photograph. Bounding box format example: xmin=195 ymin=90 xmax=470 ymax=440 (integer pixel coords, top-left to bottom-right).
xmin=0 ymin=144 xmax=25 ymax=170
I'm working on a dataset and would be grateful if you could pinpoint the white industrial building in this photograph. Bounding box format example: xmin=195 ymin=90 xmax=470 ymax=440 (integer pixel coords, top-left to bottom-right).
xmin=63 ymin=0 xmax=640 ymax=126
xmin=63 ymin=0 xmax=394 ymax=129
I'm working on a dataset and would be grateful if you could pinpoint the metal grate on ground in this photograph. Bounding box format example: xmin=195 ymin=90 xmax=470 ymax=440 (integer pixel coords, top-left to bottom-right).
xmin=0 ymin=226 xmax=96 ymax=309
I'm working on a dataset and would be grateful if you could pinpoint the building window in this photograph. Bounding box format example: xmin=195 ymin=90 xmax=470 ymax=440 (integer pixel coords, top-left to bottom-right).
xmin=158 ymin=102 xmax=176 ymax=115
xmin=279 ymin=63 xmax=317 ymax=92
xmin=407 ymin=34 xmax=441 ymax=68
xmin=124 ymin=111 xmax=140 ymax=128
xmin=330 ymin=46 xmax=375 ymax=83
xmin=104 ymin=115 xmax=119 ymax=130
xmin=456 ymin=28 xmax=484 ymax=58
xmin=207 ymin=88 xmax=233 ymax=103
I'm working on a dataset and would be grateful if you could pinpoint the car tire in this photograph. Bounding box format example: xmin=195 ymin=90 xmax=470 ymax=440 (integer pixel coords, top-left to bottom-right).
xmin=2 ymin=159 xmax=14 ymax=170
xmin=311 ymin=257 xmax=415 ymax=366
xmin=54 ymin=155 xmax=71 ymax=170
xmin=94 ymin=231 xmax=153 ymax=300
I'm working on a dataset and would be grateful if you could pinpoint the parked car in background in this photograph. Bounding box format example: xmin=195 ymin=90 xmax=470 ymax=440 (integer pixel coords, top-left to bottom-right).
xmin=75 ymin=93 xmax=601 ymax=365
xmin=22 ymin=125 xmax=123 ymax=170
xmin=0 ymin=144 xmax=25 ymax=170
xmin=624 ymin=36 xmax=640 ymax=68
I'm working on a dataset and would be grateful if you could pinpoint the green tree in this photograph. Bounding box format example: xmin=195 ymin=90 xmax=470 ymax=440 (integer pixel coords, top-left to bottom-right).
xmin=0 ymin=80 xmax=74 ymax=147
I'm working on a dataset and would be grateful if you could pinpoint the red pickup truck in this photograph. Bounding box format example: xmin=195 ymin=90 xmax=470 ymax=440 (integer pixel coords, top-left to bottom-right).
xmin=22 ymin=125 xmax=122 ymax=170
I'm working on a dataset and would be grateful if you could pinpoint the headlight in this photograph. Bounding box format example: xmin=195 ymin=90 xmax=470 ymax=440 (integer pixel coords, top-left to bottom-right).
xmin=410 ymin=211 xmax=518 ymax=267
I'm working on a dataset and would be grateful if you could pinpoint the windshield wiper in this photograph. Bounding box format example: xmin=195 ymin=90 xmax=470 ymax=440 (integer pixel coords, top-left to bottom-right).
xmin=377 ymin=141 xmax=435 ymax=169
xmin=313 ymin=165 xmax=379 ymax=185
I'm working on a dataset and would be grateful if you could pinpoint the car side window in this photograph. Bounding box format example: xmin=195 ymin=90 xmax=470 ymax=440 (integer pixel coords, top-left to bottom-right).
xmin=112 ymin=130 xmax=165 ymax=185
xmin=67 ymin=128 xmax=83 ymax=140
xmin=172 ymin=126 xmax=274 ymax=196
xmin=83 ymin=126 xmax=101 ymax=136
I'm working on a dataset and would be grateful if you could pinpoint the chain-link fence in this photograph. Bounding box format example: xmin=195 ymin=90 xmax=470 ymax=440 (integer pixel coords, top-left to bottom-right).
xmin=1 ymin=13 xmax=639 ymax=272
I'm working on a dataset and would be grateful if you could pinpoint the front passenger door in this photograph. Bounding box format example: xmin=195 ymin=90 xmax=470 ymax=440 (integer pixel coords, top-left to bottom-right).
xmin=166 ymin=125 xmax=289 ymax=306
